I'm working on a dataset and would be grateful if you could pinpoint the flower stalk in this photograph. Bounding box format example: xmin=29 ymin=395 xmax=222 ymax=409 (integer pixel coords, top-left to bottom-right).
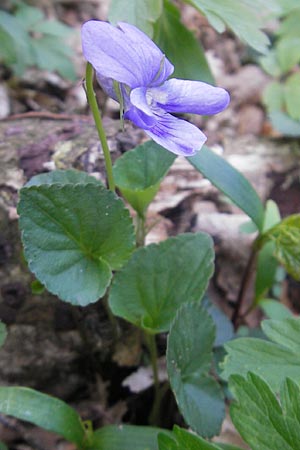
xmin=85 ymin=62 xmax=115 ymax=192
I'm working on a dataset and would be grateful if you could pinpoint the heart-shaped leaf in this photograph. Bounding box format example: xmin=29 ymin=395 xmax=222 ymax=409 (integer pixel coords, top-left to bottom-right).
xmin=113 ymin=141 xmax=175 ymax=216
xmin=167 ymin=303 xmax=224 ymax=438
xmin=18 ymin=184 xmax=135 ymax=305
xmin=25 ymin=169 xmax=103 ymax=187
xmin=109 ymin=233 xmax=214 ymax=333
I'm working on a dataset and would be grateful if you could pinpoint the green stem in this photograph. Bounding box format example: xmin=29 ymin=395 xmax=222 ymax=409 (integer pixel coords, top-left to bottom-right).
xmin=85 ymin=62 xmax=115 ymax=192
xmin=136 ymin=213 xmax=146 ymax=247
xmin=144 ymin=332 xmax=161 ymax=425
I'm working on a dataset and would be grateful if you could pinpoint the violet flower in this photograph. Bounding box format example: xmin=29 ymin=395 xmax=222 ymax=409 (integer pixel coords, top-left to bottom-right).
xmin=82 ymin=20 xmax=230 ymax=156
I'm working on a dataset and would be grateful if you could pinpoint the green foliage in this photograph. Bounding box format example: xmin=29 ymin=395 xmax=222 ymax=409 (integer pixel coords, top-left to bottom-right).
xmin=113 ymin=141 xmax=175 ymax=216
xmin=222 ymin=316 xmax=300 ymax=391
xmin=0 ymin=1 xmax=76 ymax=79
xmin=154 ymin=0 xmax=214 ymax=83
xmin=183 ymin=0 xmax=279 ymax=54
xmin=167 ymin=303 xmax=224 ymax=438
xmin=108 ymin=0 xmax=162 ymax=37
xmin=258 ymin=298 xmax=293 ymax=320
xmin=109 ymin=233 xmax=214 ymax=333
xmin=0 ymin=387 xmax=87 ymax=447
xmin=188 ymin=146 xmax=265 ymax=231
xmin=18 ymin=180 xmax=135 ymax=306
xmin=261 ymin=214 xmax=300 ymax=280
xmin=158 ymin=426 xmax=244 ymax=450
xmin=230 ymin=373 xmax=300 ymax=450
xmin=87 ymin=425 xmax=171 ymax=450
xmin=254 ymin=200 xmax=281 ymax=301
xmin=260 ymin=5 xmax=300 ymax=132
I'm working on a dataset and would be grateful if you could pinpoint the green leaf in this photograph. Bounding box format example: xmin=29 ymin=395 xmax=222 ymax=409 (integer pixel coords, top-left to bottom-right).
xmin=113 ymin=141 xmax=175 ymax=216
xmin=277 ymin=38 xmax=300 ymax=73
xmin=0 ymin=443 xmax=8 ymax=450
xmin=32 ymin=20 xmax=73 ymax=37
xmin=230 ymin=373 xmax=300 ymax=450
xmin=258 ymin=298 xmax=293 ymax=320
xmin=18 ymin=184 xmax=135 ymax=306
xmin=0 ymin=322 xmax=7 ymax=348
xmin=14 ymin=3 xmax=44 ymax=29
xmin=221 ymin=316 xmax=300 ymax=391
xmin=188 ymin=146 xmax=265 ymax=231
xmin=88 ymin=424 xmax=171 ymax=450
xmin=109 ymin=233 xmax=214 ymax=333
xmin=187 ymin=0 xmax=272 ymax=53
xmin=263 ymin=214 xmax=300 ymax=280
xmin=0 ymin=387 xmax=86 ymax=447
xmin=277 ymin=8 xmax=300 ymax=38
xmin=255 ymin=200 xmax=281 ymax=300
xmin=154 ymin=0 xmax=214 ymax=83
xmin=108 ymin=0 xmax=162 ymax=37
xmin=31 ymin=36 xmax=76 ymax=80
xmin=167 ymin=303 xmax=224 ymax=438
xmin=284 ymin=73 xmax=300 ymax=121
xmin=158 ymin=426 xmax=223 ymax=450
xmin=0 ymin=10 xmax=33 ymax=75
xmin=262 ymin=317 xmax=300 ymax=353
xmin=262 ymin=81 xmax=285 ymax=112
xmin=269 ymin=111 xmax=300 ymax=137
xmin=259 ymin=51 xmax=282 ymax=78
xmin=25 ymin=169 xmax=103 ymax=187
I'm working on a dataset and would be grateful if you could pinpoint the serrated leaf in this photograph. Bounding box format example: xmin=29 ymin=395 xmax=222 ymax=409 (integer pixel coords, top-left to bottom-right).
xmin=153 ymin=0 xmax=214 ymax=83
xmin=284 ymin=73 xmax=300 ymax=121
xmin=109 ymin=233 xmax=214 ymax=333
xmin=269 ymin=111 xmax=300 ymax=137
xmin=221 ymin=316 xmax=300 ymax=391
xmin=0 ymin=387 xmax=86 ymax=447
xmin=167 ymin=303 xmax=224 ymax=438
xmin=113 ymin=141 xmax=175 ymax=216
xmin=229 ymin=373 xmax=300 ymax=450
xmin=88 ymin=424 xmax=171 ymax=450
xmin=262 ymin=81 xmax=285 ymax=112
xmin=259 ymin=51 xmax=282 ymax=78
xmin=18 ymin=184 xmax=135 ymax=306
xmin=108 ymin=0 xmax=162 ymax=37
xmin=258 ymin=298 xmax=293 ymax=320
xmin=263 ymin=214 xmax=300 ymax=280
xmin=0 ymin=322 xmax=7 ymax=348
xmin=277 ymin=38 xmax=300 ymax=73
xmin=188 ymin=146 xmax=265 ymax=231
xmin=277 ymin=8 xmax=300 ymax=38
xmin=187 ymin=0 xmax=271 ymax=53
xmin=25 ymin=169 xmax=103 ymax=187
xmin=158 ymin=426 xmax=225 ymax=450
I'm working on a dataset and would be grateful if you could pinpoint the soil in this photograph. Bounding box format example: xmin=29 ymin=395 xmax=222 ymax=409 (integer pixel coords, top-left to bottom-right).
xmin=0 ymin=1 xmax=300 ymax=449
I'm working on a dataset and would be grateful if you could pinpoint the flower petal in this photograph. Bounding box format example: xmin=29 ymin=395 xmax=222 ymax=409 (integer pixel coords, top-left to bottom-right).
xmin=135 ymin=109 xmax=207 ymax=156
xmin=149 ymin=78 xmax=230 ymax=115
xmin=125 ymin=87 xmax=156 ymax=127
xmin=81 ymin=20 xmax=174 ymax=89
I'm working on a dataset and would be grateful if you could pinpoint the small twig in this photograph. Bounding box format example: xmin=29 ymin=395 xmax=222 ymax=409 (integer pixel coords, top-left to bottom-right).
xmin=232 ymin=246 xmax=258 ymax=329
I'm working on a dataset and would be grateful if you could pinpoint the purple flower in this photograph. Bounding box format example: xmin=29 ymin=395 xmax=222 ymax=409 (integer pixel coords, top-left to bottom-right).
xmin=82 ymin=20 xmax=230 ymax=156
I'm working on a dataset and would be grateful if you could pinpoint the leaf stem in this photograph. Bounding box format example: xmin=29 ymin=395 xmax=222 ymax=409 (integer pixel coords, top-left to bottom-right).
xmin=85 ymin=62 xmax=115 ymax=192
xmin=136 ymin=213 xmax=146 ymax=247
xmin=144 ymin=331 xmax=161 ymax=425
